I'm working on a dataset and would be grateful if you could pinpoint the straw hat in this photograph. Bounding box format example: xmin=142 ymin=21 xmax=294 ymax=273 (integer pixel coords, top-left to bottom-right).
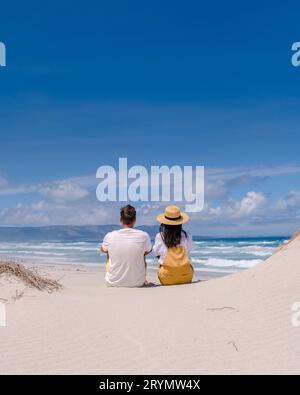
xmin=156 ymin=205 xmax=189 ymax=226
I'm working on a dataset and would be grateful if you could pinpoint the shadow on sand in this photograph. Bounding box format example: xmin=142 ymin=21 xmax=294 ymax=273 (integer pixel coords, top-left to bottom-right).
xmin=143 ymin=279 xmax=202 ymax=288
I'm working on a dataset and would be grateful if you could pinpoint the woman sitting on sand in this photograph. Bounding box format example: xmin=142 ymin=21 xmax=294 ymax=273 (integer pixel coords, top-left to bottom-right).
xmin=153 ymin=205 xmax=194 ymax=285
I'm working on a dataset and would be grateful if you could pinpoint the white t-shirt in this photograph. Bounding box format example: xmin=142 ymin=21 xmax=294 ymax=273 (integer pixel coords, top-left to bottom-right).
xmin=152 ymin=232 xmax=194 ymax=265
xmin=102 ymin=228 xmax=152 ymax=287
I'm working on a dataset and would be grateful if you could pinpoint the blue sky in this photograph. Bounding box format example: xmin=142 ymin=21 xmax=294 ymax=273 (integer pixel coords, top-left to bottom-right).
xmin=0 ymin=0 xmax=300 ymax=235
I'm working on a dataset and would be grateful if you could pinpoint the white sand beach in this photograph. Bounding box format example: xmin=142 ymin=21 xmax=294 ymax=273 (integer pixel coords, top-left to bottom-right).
xmin=0 ymin=232 xmax=300 ymax=374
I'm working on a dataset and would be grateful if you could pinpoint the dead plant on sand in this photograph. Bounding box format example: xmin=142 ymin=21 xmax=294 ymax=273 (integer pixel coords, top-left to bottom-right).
xmin=0 ymin=261 xmax=62 ymax=293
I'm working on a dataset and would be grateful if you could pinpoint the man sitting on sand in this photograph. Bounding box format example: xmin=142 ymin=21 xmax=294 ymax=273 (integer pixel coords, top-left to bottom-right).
xmin=101 ymin=205 xmax=152 ymax=287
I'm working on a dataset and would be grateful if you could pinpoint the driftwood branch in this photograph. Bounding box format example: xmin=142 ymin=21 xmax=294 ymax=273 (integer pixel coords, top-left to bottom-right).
xmin=227 ymin=341 xmax=238 ymax=352
xmin=207 ymin=306 xmax=239 ymax=312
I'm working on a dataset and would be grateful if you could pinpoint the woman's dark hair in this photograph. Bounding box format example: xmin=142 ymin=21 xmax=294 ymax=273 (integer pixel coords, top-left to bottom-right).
xmin=160 ymin=224 xmax=187 ymax=248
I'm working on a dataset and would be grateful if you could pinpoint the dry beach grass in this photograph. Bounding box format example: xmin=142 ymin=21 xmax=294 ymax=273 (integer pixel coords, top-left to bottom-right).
xmin=0 ymin=261 xmax=62 ymax=293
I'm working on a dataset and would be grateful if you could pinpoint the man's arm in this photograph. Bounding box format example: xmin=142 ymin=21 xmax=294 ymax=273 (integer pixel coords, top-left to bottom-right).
xmin=100 ymin=233 xmax=110 ymax=272
xmin=100 ymin=232 xmax=110 ymax=254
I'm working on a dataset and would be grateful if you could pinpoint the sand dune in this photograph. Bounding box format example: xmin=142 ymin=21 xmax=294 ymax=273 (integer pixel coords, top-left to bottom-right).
xmin=0 ymin=233 xmax=300 ymax=374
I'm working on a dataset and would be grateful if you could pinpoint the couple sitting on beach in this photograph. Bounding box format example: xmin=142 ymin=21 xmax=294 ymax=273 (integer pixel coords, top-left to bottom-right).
xmin=101 ymin=204 xmax=194 ymax=287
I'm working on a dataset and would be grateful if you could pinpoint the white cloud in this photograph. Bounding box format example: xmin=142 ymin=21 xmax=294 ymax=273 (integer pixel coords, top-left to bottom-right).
xmin=0 ymin=199 xmax=120 ymax=226
xmin=276 ymin=190 xmax=300 ymax=210
xmin=0 ymin=166 xmax=299 ymax=236
xmin=205 ymin=180 xmax=228 ymax=200
xmin=233 ymin=191 xmax=267 ymax=217
xmin=39 ymin=181 xmax=89 ymax=202
xmin=0 ymin=183 xmax=37 ymax=196
xmin=0 ymin=174 xmax=93 ymax=199
xmin=206 ymin=164 xmax=300 ymax=180
xmin=190 ymin=192 xmax=267 ymax=222
xmin=0 ymin=176 xmax=8 ymax=188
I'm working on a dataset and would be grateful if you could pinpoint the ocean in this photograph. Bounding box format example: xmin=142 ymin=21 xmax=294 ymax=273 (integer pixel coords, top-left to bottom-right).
xmin=0 ymin=236 xmax=287 ymax=277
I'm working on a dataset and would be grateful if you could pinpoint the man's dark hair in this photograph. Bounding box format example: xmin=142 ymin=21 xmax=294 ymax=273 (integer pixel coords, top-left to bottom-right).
xmin=120 ymin=204 xmax=136 ymax=225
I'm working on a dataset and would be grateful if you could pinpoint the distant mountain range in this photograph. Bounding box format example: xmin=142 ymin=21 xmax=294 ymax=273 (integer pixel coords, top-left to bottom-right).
xmin=0 ymin=226 xmax=285 ymax=242
xmin=0 ymin=225 xmax=159 ymax=242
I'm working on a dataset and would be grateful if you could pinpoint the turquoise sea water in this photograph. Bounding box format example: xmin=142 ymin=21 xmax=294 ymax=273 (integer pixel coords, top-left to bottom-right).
xmin=0 ymin=236 xmax=287 ymax=276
